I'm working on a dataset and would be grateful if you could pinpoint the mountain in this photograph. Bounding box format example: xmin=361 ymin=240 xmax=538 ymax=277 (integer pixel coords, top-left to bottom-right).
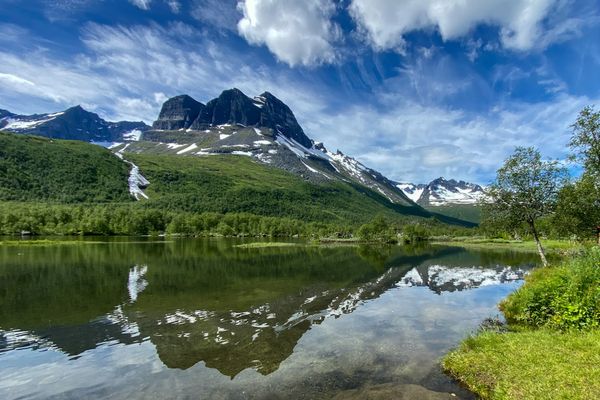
xmin=0 ymin=105 xmax=149 ymax=142
xmin=139 ymin=88 xmax=417 ymax=208
xmin=152 ymin=89 xmax=312 ymax=148
xmin=0 ymin=88 xmax=476 ymax=227
xmin=396 ymin=177 xmax=485 ymax=206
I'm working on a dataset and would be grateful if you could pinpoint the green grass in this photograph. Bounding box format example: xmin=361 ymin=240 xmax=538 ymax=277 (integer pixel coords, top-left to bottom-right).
xmin=127 ymin=152 xmax=450 ymax=226
xmin=444 ymin=249 xmax=600 ymax=399
xmin=0 ymin=131 xmax=131 ymax=202
xmin=234 ymin=242 xmax=300 ymax=248
xmin=443 ymin=330 xmax=600 ymax=400
xmin=431 ymin=237 xmax=583 ymax=254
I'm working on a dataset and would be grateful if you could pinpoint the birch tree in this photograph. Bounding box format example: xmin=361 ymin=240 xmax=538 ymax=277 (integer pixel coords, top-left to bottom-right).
xmin=484 ymin=147 xmax=567 ymax=266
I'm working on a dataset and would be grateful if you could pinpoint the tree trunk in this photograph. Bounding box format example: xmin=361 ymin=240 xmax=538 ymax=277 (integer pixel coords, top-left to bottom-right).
xmin=529 ymin=220 xmax=548 ymax=267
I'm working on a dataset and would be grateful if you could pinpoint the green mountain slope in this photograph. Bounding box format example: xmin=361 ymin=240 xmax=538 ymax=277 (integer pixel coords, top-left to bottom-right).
xmin=0 ymin=132 xmax=131 ymax=202
xmin=0 ymin=132 xmax=473 ymax=235
xmin=127 ymin=152 xmax=439 ymax=225
xmin=425 ymin=204 xmax=482 ymax=224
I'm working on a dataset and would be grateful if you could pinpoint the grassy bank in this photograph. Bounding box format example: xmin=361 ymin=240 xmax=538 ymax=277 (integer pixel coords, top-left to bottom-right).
xmin=443 ymin=248 xmax=600 ymax=399
xmin=233 ymin=242 xmax=300 ymax=248
xmin=443 ymin=330 xmax=600 ymax=399
xmin=431 ymin=236 xmax=584 ymax=254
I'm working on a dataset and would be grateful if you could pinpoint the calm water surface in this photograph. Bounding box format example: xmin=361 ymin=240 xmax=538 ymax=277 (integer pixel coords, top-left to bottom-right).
xmin=0 ymin=239 xmax=539 ymax=399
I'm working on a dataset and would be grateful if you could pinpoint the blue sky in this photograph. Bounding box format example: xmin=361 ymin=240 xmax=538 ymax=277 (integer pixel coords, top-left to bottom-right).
xmin=1 ymin=0 xmax=599 ymax=184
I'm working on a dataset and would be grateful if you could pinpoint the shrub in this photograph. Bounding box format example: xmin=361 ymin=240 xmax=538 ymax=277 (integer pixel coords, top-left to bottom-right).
xmin=500 ymin=247 xmax=600 ymax=330
xmin=357 ymin=215 xmax=397 ymax=244
xmin=402 ymin=223 xmax=430 ymax=243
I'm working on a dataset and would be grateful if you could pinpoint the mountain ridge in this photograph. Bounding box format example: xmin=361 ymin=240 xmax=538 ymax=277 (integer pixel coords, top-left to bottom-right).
xmin=0 ymin=88 xmax=476 ymax=227
xmin=0 ymin=105 xmax=149 ymax=142
xmin=396 ymin=177 xmax=485 ymax=206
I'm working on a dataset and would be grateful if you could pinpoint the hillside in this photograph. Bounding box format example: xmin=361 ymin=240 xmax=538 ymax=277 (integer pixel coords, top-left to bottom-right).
xmin=0 ymin=131 xmax=132 ymax=203
xmin=126 ymin=152 xmax=440 ymax=225
xmin=424 ymin=204 xmax=482 ymax=224
xmin=0 ymin=88 xmax=477 ymax=230
xmin=0 ymin=131 xmax=473 ymax=234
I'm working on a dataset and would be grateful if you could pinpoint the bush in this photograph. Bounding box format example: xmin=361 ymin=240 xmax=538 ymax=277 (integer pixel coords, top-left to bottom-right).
xmin=356 ymin=215 xmax=397 ymax=244
xmin=500 ymin=247 xmax=600 ymax=331
xmin=402 ymin=223 xmax=430 ymax=243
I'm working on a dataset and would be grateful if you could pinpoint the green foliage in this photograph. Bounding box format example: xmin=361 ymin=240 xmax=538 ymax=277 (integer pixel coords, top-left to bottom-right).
xmin=482 ymin=146 xmax=567 ymax=265
xmin=402 ymin=223 xmax=430 ymax=243
xmin=0 ymin=132 xmax=131 ymax=202
xmin=553 ymin=173 xmax=600 ymax=239
xmin=426 ymin=204 xmax=482 ymax=224
xmin=570 ymin=105 xmax=600 ymax=176
xmin=500 ymin=248 xmax=600 ymax=331
xmin=483 ymin=147 xmax=567 ymax=230
xmin=356 ymin=215 xmax=397 ymax=243
xmin=0 ymin=202 xmax=346 ymax=237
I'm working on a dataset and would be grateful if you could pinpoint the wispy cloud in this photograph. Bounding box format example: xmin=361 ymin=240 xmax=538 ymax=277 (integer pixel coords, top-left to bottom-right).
xmin=313 ymin=93 xmax=596 ymax=183
xmin=0 ymin=2 xmax=597 ymax=185
xmin=129 ymin=0 xmax=152 ymax=10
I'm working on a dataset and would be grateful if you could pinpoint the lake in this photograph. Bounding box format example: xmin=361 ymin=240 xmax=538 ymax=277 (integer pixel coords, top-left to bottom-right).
xmin=0 ymin=238 xmax=539 ymax=399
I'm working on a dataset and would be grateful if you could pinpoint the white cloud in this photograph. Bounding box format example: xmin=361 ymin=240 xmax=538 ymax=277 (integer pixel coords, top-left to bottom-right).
xmin=130 ymin=0 xmax=151 ymax=10
xmin=237 ymin=0 xmax=341 ymax=66
xmin=0 ymin=72 xmax=35 ymax=88
xmin=0 ymin=22 xmax=327 ymax=123
xmin=167 ymin=0 xmax=180 ymax=13
xmin=192 ymin=0 xmax=239 ymax=31
xmin=303 ymin=93 xmax=596 ymax=184
xmin=349 ymin=0 xmax=559 ymax=52
xmin=0 ymin=19 xmax=595 ymax=184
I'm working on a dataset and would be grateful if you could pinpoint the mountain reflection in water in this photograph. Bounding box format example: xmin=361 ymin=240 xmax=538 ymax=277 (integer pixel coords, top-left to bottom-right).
xmin=0 ymin=239 xmax=538 ymax=399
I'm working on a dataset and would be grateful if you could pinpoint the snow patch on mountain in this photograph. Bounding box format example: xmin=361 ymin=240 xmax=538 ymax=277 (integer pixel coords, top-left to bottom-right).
xmin=114 ymin=143 xmax=150 ymax=200
xmin=123 ymin=129 xmax=142 ymax=141
xmin=395 ymin=183 xmax=425 ymax=203
xmin=2 ymin=112 xmax=64 ymax=130
xmin=397 ymin=177 xmax=485 ymax=205
xmin=177 ymin=143 xmax=198 ymax=154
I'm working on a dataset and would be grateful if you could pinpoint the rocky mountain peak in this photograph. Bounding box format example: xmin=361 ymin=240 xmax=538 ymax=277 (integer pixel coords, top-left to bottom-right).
xmin=257 ymin=91 xmax=312 ymax=148
xmin=0 ymin=109 xmax=14 ymax=119
xmin=153 ymin=95 xmax=205 ymax=130
xmin=397 ymin=177 xmax=485 ymax=206
xmin=151 ymin=89 xmax=313 ymax=148
xmin=194 ymin=88 xmax=261 ymax=128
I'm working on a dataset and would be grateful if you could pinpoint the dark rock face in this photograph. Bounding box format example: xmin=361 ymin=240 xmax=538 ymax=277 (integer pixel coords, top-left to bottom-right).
xmin=152 ymin=95 xmax=205 ymax=130
xmin=429 ymin=177 xmax=483 ymax=193
xmin=1 ymin=105 xmax=149 ymax=141
xmin=34 ymin=106 xmax=148 ymax=141
xmin=154 ymin=88 xmax=313 ymax=148
xmin=191 ymin=88 xmax=261 ymax=128
xmin=257 ymin=91 xmax=312 ymax=148
xmin=0 ymin=109 xmax=14 ymax=121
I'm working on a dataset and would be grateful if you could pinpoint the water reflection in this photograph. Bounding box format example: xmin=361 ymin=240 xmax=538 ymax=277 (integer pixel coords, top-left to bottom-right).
xmin=0 ymin=240 xmax=538 ymax=399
